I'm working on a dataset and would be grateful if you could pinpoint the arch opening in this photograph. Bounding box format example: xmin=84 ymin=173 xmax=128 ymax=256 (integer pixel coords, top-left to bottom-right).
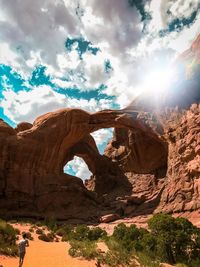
xmin=62 ymin=128 xmax=114 ymax=183
xmin=64 ymin=156 xmax=92 ymax=182
xmin=91 ymin=128 xmax=114 ymax=155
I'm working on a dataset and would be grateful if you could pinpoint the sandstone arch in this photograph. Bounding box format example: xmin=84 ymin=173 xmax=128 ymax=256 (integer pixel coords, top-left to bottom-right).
xmin=0 ymin=107 xmax=166 ymax=221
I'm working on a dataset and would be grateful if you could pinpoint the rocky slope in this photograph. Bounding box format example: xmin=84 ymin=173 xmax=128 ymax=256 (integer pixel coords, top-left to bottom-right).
xmin=0 ymin=35 xmax=199 ymax=222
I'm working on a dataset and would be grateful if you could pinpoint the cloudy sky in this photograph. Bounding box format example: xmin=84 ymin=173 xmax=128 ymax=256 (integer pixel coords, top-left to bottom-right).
xmin=0 ymin=0 xmax=199 ymax=180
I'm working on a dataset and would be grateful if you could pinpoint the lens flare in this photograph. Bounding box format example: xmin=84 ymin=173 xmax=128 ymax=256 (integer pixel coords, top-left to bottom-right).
xmin=138 ymin=66 xmax=177 ymax=95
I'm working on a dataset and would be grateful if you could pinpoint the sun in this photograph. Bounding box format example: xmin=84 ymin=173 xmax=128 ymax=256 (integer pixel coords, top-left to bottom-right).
xmin=139 ymin=66 xmax=177 ymax=95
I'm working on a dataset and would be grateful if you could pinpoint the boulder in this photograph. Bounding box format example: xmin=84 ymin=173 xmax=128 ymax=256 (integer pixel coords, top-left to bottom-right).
xmin=100 ymin=214 xmax=120 ymax=223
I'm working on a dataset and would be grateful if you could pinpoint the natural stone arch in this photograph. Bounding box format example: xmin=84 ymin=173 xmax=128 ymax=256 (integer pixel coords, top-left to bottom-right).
xmin=61 ymin=134 xmax=131 ymax=194
xmin=0 ymin=107 xmax=166 ymax=220
xmin=28 ymin=108 xmax=164 ymax=176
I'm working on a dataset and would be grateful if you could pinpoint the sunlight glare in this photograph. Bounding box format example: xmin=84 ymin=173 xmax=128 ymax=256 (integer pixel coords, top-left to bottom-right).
xmin=140 ymin=67 xmax=176 ymax=94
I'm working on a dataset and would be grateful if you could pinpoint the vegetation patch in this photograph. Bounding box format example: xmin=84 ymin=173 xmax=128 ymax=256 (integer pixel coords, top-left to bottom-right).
xmin=69 ymin=240 xmax=98 ymax=259
xmin=67 ymin=214 xmax=200 ymax=267
xmin=0 ymin=219 xmax=18 ymax=256
xmin=36 ymin=228 xmax=44 ymax=235
xmin=38 ymin=233 xmax=52 ymax=242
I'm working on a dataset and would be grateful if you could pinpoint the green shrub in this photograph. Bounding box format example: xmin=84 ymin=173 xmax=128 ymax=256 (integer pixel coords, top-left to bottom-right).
xmin=57 ymin=224 xmax=73 ymax=237
xmin=69 ymin=240 xmax=98 ymax=260
xmin=88 ymin=227 xmax=107 ymax=241
xmin=35 ymin=221 xmax=43 ymax=227
xmin=59 ymin=225 xmax=74 ymax=241
xmin=67 ymin=216 xmax=200 ymax=267
xmin=103 ymin=241 xmax=131 ymax=266
xmin=0 ymin=219 xmax=18 ymax=256
xmin=112 ymin=223 xmax=145 ymax=253
xmin=36 ymin=228 xmax=44 ymax=235
xmin=0 ymin=244 xmax=18 ymax=256
xmin=106 ymin=250 xmax=132 ymax=266
xmin=113 ymin=223 xmax=128 ymax=240
xmin=137 ymin=252 xmax=161 ymax=267
xmin=56 ymin=228 xmax=66 ymax=237
xmin=148 ymin=213 xmax=200 ymax=265
xmin=70 ymin=225 xmax=90 ymax=241
xmin=38 ymin=233 xmax=53 ymax=242
xmin=62 ymin=235 xmax=70 ymax=242
xmin=44 ymin=217 xmax=57 ymax=232
xmin=47 ymin=232 xmax=55 ymax=241
xmin=14 ymin=228 xmax=20 ymax=235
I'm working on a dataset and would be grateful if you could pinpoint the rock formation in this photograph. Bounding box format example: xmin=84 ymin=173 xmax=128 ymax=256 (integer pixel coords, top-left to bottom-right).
xmin=156 ymin=103 xmax=200 ymax=213
xmin=0 ymin=107 xmax=163 ymax=221
xmin=101 ymin=34 xmax=200 ymax=217
xmin=0 ymin=35 xmax=199 ymax=222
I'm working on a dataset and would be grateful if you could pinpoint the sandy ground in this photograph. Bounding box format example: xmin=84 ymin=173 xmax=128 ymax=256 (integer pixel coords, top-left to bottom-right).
xmin=0 ymin=223 xmax=99 ymax=267
xmin=0 ymin=218 xmax=194 ymax=267
xmin=0 ymin=241 xmax=98 ymax=267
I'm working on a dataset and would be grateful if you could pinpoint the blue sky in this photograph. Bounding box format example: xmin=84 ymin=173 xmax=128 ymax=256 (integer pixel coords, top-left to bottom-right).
xmin=0 ymin=0 xmax=199 ymax=180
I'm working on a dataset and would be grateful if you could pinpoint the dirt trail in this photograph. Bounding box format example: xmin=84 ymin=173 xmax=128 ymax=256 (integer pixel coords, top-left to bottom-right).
xmin=0 ymin=241 xmax=97 ymax=267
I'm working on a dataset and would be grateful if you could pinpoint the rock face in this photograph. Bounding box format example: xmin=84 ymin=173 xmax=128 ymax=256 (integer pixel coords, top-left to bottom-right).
xmin=157 ymin=104 xmax=200 ymax=213
xmin=105 ymin=128 xmax=168 ymax=174
xmin=0 ymin=108 xmax=163 ymax=221
xmin=0 ymin=35 xmax=199 ymax=222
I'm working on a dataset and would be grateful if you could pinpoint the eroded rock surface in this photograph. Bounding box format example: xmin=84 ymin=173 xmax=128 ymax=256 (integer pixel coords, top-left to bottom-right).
xmin=0 ymin=108 xmax=163 ymax=221
xmin=157 ymin=104 xmax=200 ymax=213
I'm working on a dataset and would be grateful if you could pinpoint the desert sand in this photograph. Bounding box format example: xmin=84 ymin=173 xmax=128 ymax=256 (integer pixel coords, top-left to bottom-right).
xmin=0 ymin=222 xmax=179 ymax=267
xmin=0 ymin=223 xmax=98 ymax=267
xmin=0 ymin=241 xmax=98 ymax=267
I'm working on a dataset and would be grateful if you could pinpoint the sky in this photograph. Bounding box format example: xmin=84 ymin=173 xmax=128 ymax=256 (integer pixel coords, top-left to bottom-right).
xmin=0 ymin=0 xmax=200 ymax=180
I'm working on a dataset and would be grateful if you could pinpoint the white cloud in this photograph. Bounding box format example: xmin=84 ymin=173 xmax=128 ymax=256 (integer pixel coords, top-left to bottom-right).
xmin=147 ymin=0 xmax=200 ymax=34
xmin=1 ymin=85 xmax=66 ymax=123
xmin=0 ymin=85 xmax=114 ymax=124
xmin=0 ymin=0 xmax=199 ymax=111
xmin=165 ymin=0 xmax=199 ymax=22
xmin=81 ymin=0 xmax=143 ymax=55
xmin=0 ymin=42 xmax=21 ymax=68
xmin=169 ymin=12 xmax=200 ymax=52
xmin=53 ymin=50 xmax=111 ymax=90
xmin=0 ymin=0 xmax=80 ymax=73
xmin=51 ymin=78 xmax=72 ymax=88
xmin=56 ymin=50 xmax=81 ymax=71
xmin=82 ymin=51 xmax=108 ymax=88
xmin=0 ymin=0 xmax=143 ymax=91
xmin=91 ymin=128 xmax=113 ymax=146
xmin=64 ymin=156 xmax=92 ymax=181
